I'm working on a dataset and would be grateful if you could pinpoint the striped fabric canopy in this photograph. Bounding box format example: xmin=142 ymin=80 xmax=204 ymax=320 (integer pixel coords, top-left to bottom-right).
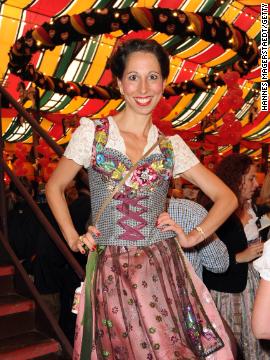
xmin=1 ymin=0 xmax=269 ymax=160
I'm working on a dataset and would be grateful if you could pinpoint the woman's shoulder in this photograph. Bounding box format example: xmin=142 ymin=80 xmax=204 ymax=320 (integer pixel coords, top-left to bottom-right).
xmin=165 ymin=134 xmax=199 ymax=174
xmin=78 ymin=116 xmax=95 ymax=128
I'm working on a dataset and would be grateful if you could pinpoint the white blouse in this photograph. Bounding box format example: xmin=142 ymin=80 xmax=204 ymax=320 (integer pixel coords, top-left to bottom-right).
xmin=64 ymin=116 xmax=199 ymax=177
xmin=254 ymin=239 xmax=270 ymax=281
xmin=244 ymin=203 xmax=260 ymax=242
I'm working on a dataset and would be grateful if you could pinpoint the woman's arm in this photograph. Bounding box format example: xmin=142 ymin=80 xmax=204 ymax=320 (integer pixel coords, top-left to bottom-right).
xmin=45 ymin=156 xmax=91 ymax=253
xmin=252 ymin=279 xmax=270 ymax=339
xmin=182 ymin=163 xmax=238 ymax=245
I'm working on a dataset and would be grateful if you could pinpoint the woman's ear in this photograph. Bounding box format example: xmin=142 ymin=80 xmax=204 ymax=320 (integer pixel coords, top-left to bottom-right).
xmin=162 ymin=79 xmax=167 ymax=92
xmin=117 ymin=79 xmax=124 ymax=96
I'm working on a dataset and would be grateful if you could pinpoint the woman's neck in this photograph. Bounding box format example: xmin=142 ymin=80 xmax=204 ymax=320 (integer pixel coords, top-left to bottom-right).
xmin=113 ymin=110 xmax=152 ymax=137
xmin=236 ymin=199 xmax=251 ymax=218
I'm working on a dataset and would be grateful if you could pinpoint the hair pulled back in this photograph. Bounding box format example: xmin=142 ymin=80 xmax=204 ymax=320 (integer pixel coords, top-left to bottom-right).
xmin=215 ymin=153 xmax=254 ymax=205
xmin=110 ymin=38 xmax=170 ymax=80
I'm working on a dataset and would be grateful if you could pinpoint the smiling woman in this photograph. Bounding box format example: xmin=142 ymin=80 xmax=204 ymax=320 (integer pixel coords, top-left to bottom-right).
xmin=45 ymin=38 xmax=237 ymax=360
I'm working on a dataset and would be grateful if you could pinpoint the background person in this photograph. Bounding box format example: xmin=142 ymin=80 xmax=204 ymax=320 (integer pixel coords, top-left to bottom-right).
xmin=200 ymin=153 xmax=269 ymax=360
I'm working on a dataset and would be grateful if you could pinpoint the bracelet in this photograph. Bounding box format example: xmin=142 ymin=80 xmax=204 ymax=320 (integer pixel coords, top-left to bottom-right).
xmin=194 ymin=226 xmax=206 ymax=240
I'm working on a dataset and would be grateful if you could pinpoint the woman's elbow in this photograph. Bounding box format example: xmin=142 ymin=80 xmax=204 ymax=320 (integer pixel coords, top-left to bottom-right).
xmin=45 ymin=178 xmax=63 ymax=202
xmin=252 ymin=323 xmax=270 ymax=340
xmin=221 ymin=188 xmax=238 ymax=213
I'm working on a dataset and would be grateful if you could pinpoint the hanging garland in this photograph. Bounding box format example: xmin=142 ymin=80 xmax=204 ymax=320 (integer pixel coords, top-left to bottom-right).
xmin=8 ymin=7 xmax=259 ymax=99
xmin=13 ymin=63 xmax=225 ymax=99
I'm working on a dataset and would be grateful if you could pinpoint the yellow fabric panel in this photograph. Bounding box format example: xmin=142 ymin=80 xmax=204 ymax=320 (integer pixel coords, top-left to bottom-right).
xmin=238 ymin=0 xmax=270 ymax=5
xmin=180 ymin=87 xmax=226 ymax=130
xmin=38 ymin=46 xmax=63 ymax=75
xmin=179 ymin=40 xmax=210 ymax=59
xmin=60 ymin=35 xmax=116 ymax=114
xmin=167 ymin=93 xmax=195 ymax=123
xmin=168 ymin=57 xmax=183 ymax=83
xmin=247 ymin=20 xmax=261 ymax=39
xmin=67 ymin=0 xmax=97 ymax=16
xmin=24 ymin=136 xmax=33 ymax=144
xmin=2 ymin=118 xmax=13 ymax=133
xmin=59 ymin=97 xmax=87 ymax=114
xmin=243 ymin=114 xmax=270 ymax=137
xmin=4 ymin=0 xmax=32 ymax=7
xmin=0 ymin=6 xmax=22 ymax=75
xmin=181 ymin=0 xmax=204 ymax=11
xmin=151 ymin=33 xmax=171 ymax=43
xmin=40 ymin=118 xmax=53 ymax=132
xmin=250 ymin=149 xmax=261 ymax=157
xmin=241 ymin=82 xmax=253 ymax=104
xmin=92 ymin=99 xmax=123 ymax=118
xmin=136 ymin=0 xmax=158 ymax=6
xmin=221 ymin=2 xmax=243 ymax=23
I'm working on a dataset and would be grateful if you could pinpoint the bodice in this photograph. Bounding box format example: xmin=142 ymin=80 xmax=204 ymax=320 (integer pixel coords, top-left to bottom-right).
xmin=88 ymin=118 xmax=175 ymax=246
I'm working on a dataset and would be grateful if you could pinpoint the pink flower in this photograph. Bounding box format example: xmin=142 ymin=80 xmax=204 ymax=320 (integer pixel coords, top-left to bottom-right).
xmin=131 ymin=164 xmax=158 ymax=186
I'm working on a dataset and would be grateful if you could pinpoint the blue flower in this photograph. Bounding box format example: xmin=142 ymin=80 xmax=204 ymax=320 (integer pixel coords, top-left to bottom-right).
xmin=96 ymin=153 xmax=105 ymax=164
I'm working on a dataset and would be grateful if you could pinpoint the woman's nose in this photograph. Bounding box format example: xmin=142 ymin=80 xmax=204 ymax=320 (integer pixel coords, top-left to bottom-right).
xmin=254 ymin=179 xmax=259 ymax=188
xmin=139 ymin=79 xmax=148 ymax=93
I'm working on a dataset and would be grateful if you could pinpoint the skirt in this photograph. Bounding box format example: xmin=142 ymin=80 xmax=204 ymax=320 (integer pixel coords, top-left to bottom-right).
xmin=211 ymin=263 xmax=270 ymax=360
xmin=73 ymin=238 xmax=234 ymax=359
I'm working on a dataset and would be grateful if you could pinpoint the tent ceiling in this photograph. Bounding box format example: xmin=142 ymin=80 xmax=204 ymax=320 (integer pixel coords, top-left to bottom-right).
xmin=0 ymin=0 xmax=269 ymax=159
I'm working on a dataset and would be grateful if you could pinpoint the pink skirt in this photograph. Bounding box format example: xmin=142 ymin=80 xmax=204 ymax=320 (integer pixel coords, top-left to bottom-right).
xmin=73 ymin=238 xmax=234 ymax=359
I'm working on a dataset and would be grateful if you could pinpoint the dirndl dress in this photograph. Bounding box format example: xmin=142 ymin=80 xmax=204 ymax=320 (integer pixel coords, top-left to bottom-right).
xmin=65 ymin=117 xmax=234 ymax=360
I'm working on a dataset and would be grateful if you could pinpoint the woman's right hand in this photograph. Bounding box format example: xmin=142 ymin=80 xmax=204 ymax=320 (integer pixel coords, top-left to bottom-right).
xmin=68 ymin=226 xmax=100 ymax=254
xmin=236 ymin=242 xmax=264 ymax=263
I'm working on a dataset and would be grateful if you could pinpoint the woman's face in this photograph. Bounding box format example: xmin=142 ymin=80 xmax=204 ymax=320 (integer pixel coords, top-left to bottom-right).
xmin=117 ymin=51 xmax=166 ymax=116
xmin=240 ymin=164 xmax=258 ymax=202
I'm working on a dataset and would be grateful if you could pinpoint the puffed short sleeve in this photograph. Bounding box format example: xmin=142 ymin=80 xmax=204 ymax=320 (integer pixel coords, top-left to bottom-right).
xmin=253 ymin=239 xmax=270 ymax=281
xmin=64 ymin=117 xmax=95 ymax=169
xmin=170 ymin=135 xmax=199 ymax=177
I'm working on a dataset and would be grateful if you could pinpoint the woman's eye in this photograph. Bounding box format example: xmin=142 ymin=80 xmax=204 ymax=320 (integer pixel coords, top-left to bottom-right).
xmin=149 ymin=74 xmax=158 ymax=80
xmin=128 ymin=74 xmax=137 ymax=81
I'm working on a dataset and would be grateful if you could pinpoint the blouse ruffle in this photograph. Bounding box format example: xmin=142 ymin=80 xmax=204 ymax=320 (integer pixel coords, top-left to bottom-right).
xmin=64 ymin=116 xmax=199 ymax=176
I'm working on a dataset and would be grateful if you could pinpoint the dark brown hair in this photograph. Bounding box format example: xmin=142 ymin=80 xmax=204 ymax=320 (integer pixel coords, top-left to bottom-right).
xmin=110 ymin=38 xmax=170 ymax=80
xmin=215 ymin=153 xmax=254 ymax=205
xmin=198 ymin=153 xmax=254 ymax=211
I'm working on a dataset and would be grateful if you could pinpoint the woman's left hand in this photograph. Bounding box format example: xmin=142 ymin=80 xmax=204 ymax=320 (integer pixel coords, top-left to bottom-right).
xmin=157 ymin=212 xmax=197 ymax=248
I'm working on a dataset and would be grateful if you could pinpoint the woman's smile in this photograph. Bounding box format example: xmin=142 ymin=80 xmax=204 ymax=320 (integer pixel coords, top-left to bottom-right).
xmin=134 ymin=96 xmax=153 ymax=106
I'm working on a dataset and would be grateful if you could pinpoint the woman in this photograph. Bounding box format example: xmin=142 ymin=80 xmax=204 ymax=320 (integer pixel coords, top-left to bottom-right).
xmin=202 ymin=154 xmax=269 ymax=359
xmin=252 ymin=239 xmax=270 ymax=339
xmin=46 ymin=39 xmax=237 ymax=359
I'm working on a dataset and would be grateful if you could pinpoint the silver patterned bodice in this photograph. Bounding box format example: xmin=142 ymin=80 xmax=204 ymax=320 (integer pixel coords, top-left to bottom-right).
xmin=88 ymin=150 xmax=175 ymax=247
